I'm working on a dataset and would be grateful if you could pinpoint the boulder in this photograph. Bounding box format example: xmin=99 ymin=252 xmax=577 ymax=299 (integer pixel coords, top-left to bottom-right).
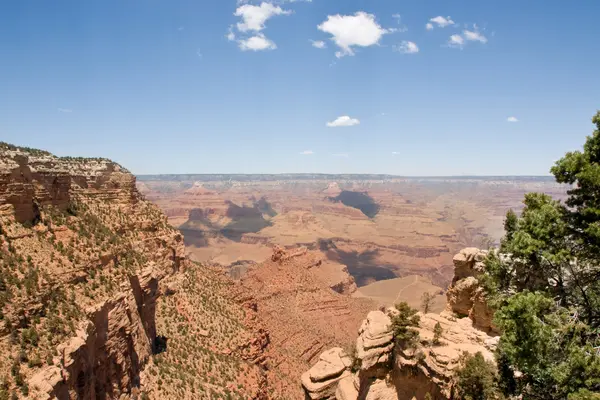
xmin=302 ymin=348 xmax=352 ymax=399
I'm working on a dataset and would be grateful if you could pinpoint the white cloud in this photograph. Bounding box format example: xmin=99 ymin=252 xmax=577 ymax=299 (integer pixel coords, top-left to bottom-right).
xmin=448 ymin=34 xmax=465 ymax=48
xmin=507 ymin=116 xmax=519 ymax=122
xmin=234 ymin=2 xmax=291 ymax=32
xmin=58 ymin=108 xmax=73 ymax=113
xmin=463 ymin=29 xmax=488 ymax=43
xmin=429 ymin=16 xmax=455 ymax=28
xmin=231 ymin=2 xmax=291 ymax=52
xmin=226 ymin=26 xmax=236 ymax=41
xmin=300 ymin=150 xmax=314 ymax=155
xmin=425 ymin=23 xmax=434 ymax=31
xmin=317 ymin=12 xmax=391 ymax=58
xmin=238 ymin=34 xmax=277 ymax=51
xmin=311 ymin=40 xmax=326 ymax=49
xmin=393 ymin=40 xmax=419 ymax=54
xmin=392 ymin=151 xmax=400 ymax=155
xmin=326 ymin=115 xmax=360 ymax=127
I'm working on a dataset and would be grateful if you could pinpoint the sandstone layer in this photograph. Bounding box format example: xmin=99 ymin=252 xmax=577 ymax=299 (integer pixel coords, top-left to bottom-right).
xmin=239 ymin=247 xmax=376 ymax=399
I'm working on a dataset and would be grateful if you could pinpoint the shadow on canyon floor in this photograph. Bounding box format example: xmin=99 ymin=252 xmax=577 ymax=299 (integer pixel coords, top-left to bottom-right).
xmin=328 ymin=190 xmax=380 ymax=218
xmin=326 ymin=247 xmax=397 ymax=287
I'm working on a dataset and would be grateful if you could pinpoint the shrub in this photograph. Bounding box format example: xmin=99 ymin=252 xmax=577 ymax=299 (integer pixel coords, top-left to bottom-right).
xmin=391 ymin=302 xmax=420 ymax=348
xmin=454 ymin=352 xmax=502 ymax=400
xmin=421 ymin=292 xmax=434 ymax=314
xmin=433 ymin=322 xmax=443 ymax=345
xmin=344 ymin=343 xmax=361 ymax=372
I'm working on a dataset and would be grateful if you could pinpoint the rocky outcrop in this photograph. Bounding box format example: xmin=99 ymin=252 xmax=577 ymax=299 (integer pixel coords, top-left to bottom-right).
xmin=446 ymin=248 xmax=498 ymax=333
xmin=301 ymin=248 xmax=500 ymax=400
xmin=29 ymin=266 xmax=165 ymax=399
xmin=355 ymin=311 xmax=393 ymax=373
xmin=392 ymin=311 xmax=498 ymax=399
xmin=302 ymin=348 xmax=352 ymax=399
xmin=0 ymin=145 xmax=135 ymax=224
xmin=0 ymin=144 xmax=184 ymax=399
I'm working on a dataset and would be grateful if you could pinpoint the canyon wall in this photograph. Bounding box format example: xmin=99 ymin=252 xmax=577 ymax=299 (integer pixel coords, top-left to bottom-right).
xmin=0 ymin=145 xmax=185 ymax=399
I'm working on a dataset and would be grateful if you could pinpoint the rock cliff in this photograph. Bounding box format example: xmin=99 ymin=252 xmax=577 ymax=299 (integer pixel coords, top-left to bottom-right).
xmin=240 ymin=246 xmax=375 ymax=399
xmin=301 ymin=248 xmax=499 ymax=400
xmin=0 ymin=143 xmax=186 ymax=399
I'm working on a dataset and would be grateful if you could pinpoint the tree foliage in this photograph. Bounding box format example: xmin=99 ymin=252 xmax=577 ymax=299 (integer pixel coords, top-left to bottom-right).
xmin=391 ymin=302 xmax=420 ymax=348
xmin=455 ymin=352 xmax=503 ymax=400
xmin=433 ymin=322 xmax=443 ymax=345
xmin=482 ymin=112 xmax=600 ymax=399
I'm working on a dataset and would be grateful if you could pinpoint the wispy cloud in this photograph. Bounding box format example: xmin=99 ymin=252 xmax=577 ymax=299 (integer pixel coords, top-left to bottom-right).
xmin=393 ymin=40 xmax=419 ymax=54
xmin=58 ymin=108 xmax=73 ymax=113
xmin=392 ymin=151 xmax=400 ymax=155
xmin=300 ymin=150 xmax=314 ymax=155
xmin=326 ymin=115 xmax=360 ymax=127
xmin=428 ymin=16 xmax=455 ymax=29
xmin=507 ymin=116 xmax=519 ymax=122
xmin=238 ymin=34 xmax=277 ymax=51
xmin=311 ymin=40 xmax=326 ymax=49
xmin=226 ymin=26 xmax=236 ymax=41
xmin=463 ymin=27 xmax=488 ymax=43
xmin=448 ymin=26 xmax=488 ymax=49
xmin=318 ymin=12 xmax=392 ymax=58
xmin=448 ymin=34 xmax=465 ymax=48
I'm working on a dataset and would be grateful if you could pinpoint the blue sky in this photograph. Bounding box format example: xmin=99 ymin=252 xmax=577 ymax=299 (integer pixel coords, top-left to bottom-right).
xmin=1 ymin=0 xmax=599 ymax=175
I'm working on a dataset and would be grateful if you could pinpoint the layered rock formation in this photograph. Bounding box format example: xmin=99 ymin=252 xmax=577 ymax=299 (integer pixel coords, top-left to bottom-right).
xmin=0 ymin=144 xmax=269 ymax=400
xmin=0 ymin=144 xmax=186 ymax=399
xmin=239 ymin=247 xmax=375 ymax=399
xmin=301 ymin=348 xmax=352 ymax=399
xmin=302 ymin=248 xmax=499 ymax=400
xmin=446 ymin=247 xmax=498 ymax=334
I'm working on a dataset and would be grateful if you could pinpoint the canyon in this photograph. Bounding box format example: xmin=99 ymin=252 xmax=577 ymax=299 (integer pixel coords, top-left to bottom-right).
xmin=0 ymin=143 xmax=567 ymax=399
xmin=138 ymin=174 xmax=565 ymax=294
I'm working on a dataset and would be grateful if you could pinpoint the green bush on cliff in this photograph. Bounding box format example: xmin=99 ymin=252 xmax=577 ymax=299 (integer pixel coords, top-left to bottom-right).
xmin=391 ymin=302 xmax=420 ymax=348
xmin=481 ymin=111 xmax=600 ymax=399
xmin=455 ymin=352 xmax=503 ymax=400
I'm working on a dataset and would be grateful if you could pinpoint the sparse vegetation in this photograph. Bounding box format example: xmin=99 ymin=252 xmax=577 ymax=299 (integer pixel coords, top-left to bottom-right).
xmin=421 ymin=291 xmax=434 ymax=314
xmin=0 ymin=153 xmax=179 ymax=397
xmin=433 ymin=322 xmax=443 ymax=345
